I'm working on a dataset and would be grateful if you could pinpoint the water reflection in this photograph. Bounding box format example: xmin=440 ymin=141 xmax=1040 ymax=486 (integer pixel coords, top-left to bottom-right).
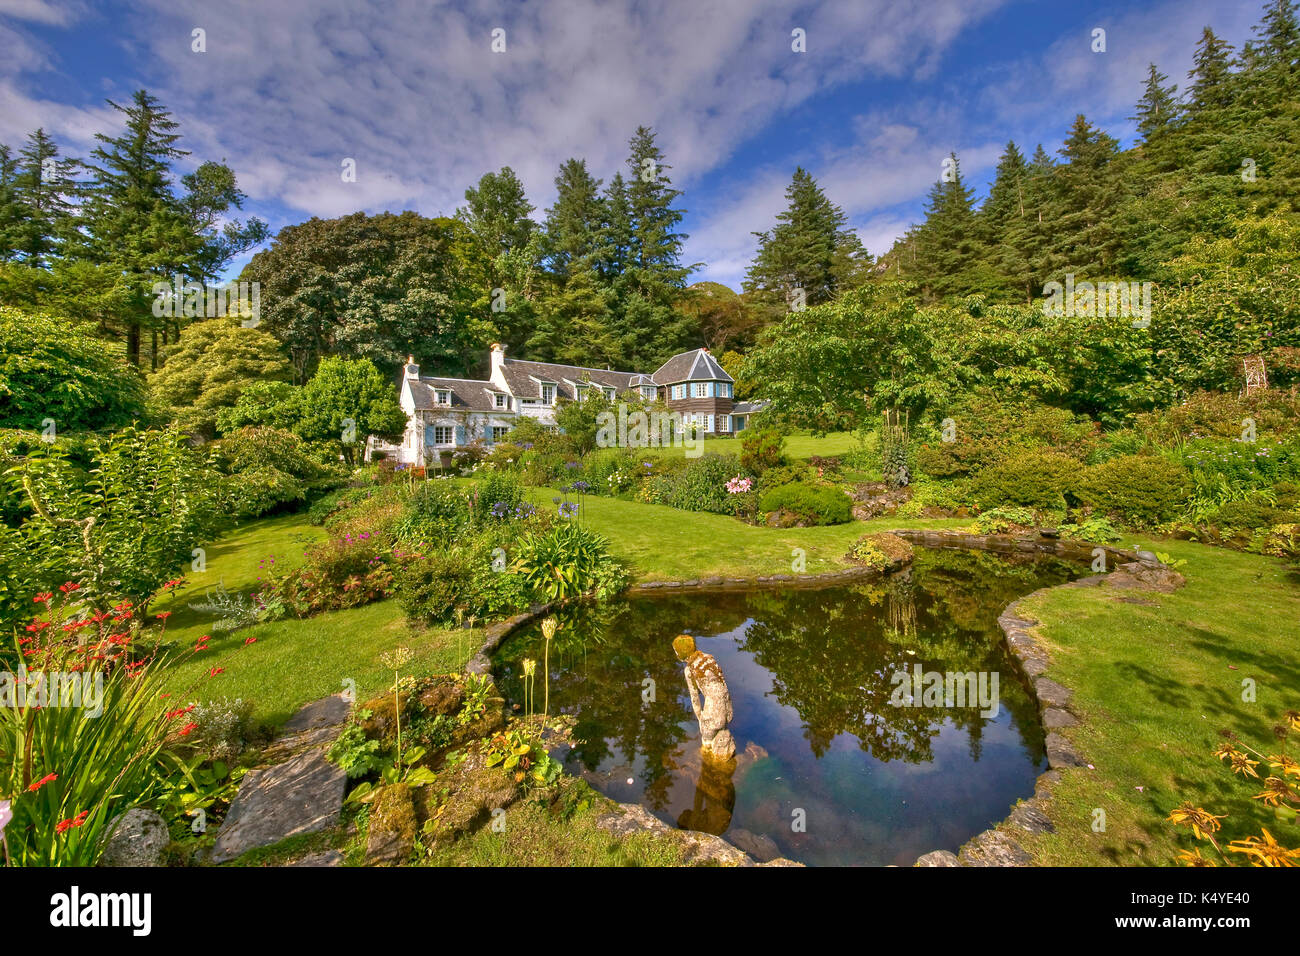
xmin=495 ymin=548 xmax=1079 ymax=865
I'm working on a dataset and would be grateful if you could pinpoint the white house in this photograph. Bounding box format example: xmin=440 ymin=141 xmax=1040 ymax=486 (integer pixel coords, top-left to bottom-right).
xmin=372 ymin=343 xmax=767 ymax=466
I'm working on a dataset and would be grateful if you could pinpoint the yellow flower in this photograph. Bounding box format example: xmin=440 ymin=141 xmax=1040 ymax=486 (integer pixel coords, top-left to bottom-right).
xmin=1226 ymin=752 xmax=1260 ymax=778
xmin=1227 ymin=828 xmax=1300 ymax=867
xmin=541 ymin=617 xmax=558 ymax=641
xmin=1168 ymin=803 xmax=1225 ymax=841
xmin=1175 ymin=847 xmax=1217 ymax=867
xmin=1269 ymin=754 xmax=1300 ymax=779
xmin=522 ymin=658 xmax=537 ymax=677
xmin=1251 ymin=776 xmax=1297 ymax=808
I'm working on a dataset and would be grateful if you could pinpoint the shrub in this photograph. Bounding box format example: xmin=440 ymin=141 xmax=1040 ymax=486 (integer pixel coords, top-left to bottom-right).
xmin=266 ymin=534 xmax=395 ymax=616
xmin=973 ymin=506 xmax=1037 ymax=534
xmin=848 ymin=532 xmax=913 ymax=570
xmin=512 ymin=522 xmax=627 ymax=601
xmin=185 ymin=698 xmax=255 ymax=762
xmin=658 ymin=453 xmax=744 ymax=515
xmin=740 ymin=427 xmax=786 ymax=475
xmin=469 ymin=471 xmax=526 ymax=524
xmin=394 ymin=482 xmax=471 ymax=545
xmin=966 ymin=448 xmax=1080 ymax=513
xmin=756 ymin=461 xmax=813 ymax=496
xmin=1078 ymin=455 xmax=1191 ymax=528
xmin=759 ymin=482 xmax=852 ymax=525
xmin=393 ymin=548 xmax=479 ymax=626
xmin=1059 ymin=514 xmax=1122 ymax=542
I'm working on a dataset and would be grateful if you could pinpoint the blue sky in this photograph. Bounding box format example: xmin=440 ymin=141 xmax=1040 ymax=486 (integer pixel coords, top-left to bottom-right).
xmin=0 ymin=0 xmax=1262 ymax=288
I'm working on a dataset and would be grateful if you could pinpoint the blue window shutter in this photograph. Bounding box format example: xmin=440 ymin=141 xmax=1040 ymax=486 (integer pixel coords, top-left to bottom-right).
xmin=455 ymin=424 xmax=466 ymax=445
xmin=485 ymin=423 xmax=494 ymax=445
xmin=424 ymin=425 xmax=435 ymax=446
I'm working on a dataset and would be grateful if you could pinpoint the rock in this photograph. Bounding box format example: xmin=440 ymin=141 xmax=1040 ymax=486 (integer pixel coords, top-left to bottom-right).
xmin=290 ymin=849 xmax=344 ymax=867
xmin=1045 ymin=732 xmax=1086 ymax=769
xmin=210 ymin=746 xmax=346 ymax=864
xmin=99 ymin=808 xmax=170 ymax=867
xmin=365 ymin=783 xmax=417 ymax=866
xmin=725 ymin=827 xmax=782 ymax=862
xmin=1034 ymin=677 xmax=1073 ymax=709
xmin=1104 ymin=561 xmax=1185 ymax=593
xmin=595 ymin=802 xmax=671 ymax=838
xmin=263 ymin=694 xmax=350 ymax=761
xmin=426 ymin=760 xmax=518 ymax=845
xmin=959 ymin=829 xmax=1031 ymax=867
xmin=1042 ymin=707 xmax=1078 ymax=729
xmin=1008 ymin=802 xmax=1055 ymax=834
xmin=914 ymin=850 xmax=963 ymax=867
xmin=417 ymin=677 xmax=466 ymax=718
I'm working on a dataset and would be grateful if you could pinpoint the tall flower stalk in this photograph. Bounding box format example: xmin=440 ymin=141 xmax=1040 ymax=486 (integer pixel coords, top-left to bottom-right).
xmin=540 ymin=617 xmax=558 ymax=724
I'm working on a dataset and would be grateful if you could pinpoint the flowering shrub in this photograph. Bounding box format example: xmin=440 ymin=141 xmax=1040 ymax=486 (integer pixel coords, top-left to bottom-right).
xmin=263 ymin=534 xmax=397 ymax=617
xmin=0 ymin=585 xmax=220 ymax=865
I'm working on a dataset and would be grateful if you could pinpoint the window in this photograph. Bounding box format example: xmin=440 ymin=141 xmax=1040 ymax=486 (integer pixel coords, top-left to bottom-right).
xmin=734 ymin=416 xmax=746 ymax=432
xmin=494 ymin=393 xmax=507 ymax=408
xmin=693 ymin=381 xmax=709 ymax=398
xmin=719 ymin=415 xmax=731 ymax=433
xmin=641 ymin=385 xmax=657 ymax=400
xmin=541 ymin=383 xmax=556 ymax=405
xmin=718 ymin=382 xmax=731 ymax=398
xmin=433 ymin=426 xmax=455 ymax=445
xmin=492 ymin=426 xmax=509 ymax=442
xmin=435 ymin=389 xmax=451 ymax=406
xmin=603 ymin=387 xmax=616 ymax=402
xmin=671 ymin=384 xmax=686 ymax=400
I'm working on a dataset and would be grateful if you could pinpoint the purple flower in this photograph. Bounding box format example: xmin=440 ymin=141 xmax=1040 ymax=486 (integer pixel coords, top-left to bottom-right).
xmin=559 ymin=502 xmax=579 ymax=517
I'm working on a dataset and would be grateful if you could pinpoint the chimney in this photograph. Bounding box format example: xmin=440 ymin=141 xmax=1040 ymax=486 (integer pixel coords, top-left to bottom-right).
xmin=490 ymin=342 xmax=507 ymax=379
xmin=404 ymin=354 xmax=419 ymax=380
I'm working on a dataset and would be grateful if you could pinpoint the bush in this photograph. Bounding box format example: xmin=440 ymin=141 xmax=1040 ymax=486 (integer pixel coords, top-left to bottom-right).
xmin=966 ymin=448 xmax=1080 ymax=513
xmin=186 ymin=698 xmax=255 ymax=762
xmin=759 ymin=482 xmax=853 ymax=525
xmin=512 ymin=522 xmax=627 ymax=601
xmin=266 ymin=534 xmax=395 ymax=616
xmin=1078 ymin=455 xmax=1191 ymax=528
xmin=741 ymin=427 xmax=786 ymax=475
xmin=393 ymin=548 xmax=479 ymax=626
xmin=973 ymin=506 xmax=1037 ymax=534
xmin=1059 ymin=514 xmax=1122 ymax=542
xmin=394 ymin=481 xmax=471 ymax=545
xmin=658 ymin=453 xmax=745 ymax=515
xmin=756 ymin=460 xmax=813 ymax=496
xmin=848 ymin=531 xmax=913 ymax=570
xmin=469 ymin=471 xmax=527 ymax=524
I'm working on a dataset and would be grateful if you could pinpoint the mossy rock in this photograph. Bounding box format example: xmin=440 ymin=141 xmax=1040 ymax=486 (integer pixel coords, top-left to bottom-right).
xmin=424 ymin=756 xmax=519 ymax=846
xmin=361 ymin=675 xmax=471 ymax=742
xmin=365 ymin=783 xmax=417 ymax=866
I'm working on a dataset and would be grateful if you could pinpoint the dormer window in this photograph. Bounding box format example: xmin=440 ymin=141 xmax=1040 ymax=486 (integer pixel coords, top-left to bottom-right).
xmin=641 ymin=385 xmax=657 ymax=400
xmin=494 ymin=393 xmax=507 ymax=409
xmin=541 ymin=384 xmax=556 ymax=405
xmin=575 ymin=384 xmax=589 ymax=401
xmin=603 ymin=387 xmax=615 ymax=402
xmin=436 ymin=389 xmax=452 ymax=406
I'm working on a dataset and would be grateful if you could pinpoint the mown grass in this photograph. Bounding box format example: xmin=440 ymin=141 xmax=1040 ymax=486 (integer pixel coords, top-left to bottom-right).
xmin=153 ymin=513 xmax=471 ymax=729
xmin=641 ymin=429 xmax=861 ymax=459
xmin=527 ymin=486 xmax=964 ymax=580
xmin=1011 ymin=535 xmax=1300 ymax=866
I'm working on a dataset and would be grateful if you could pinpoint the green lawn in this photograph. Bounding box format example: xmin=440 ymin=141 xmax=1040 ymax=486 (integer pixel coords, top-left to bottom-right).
xmin=641 ymin=429 xmax=861 ymax=460
xmin=1010 ymin=536 xmax=1300 ymax=866
xmin=528 ymin=486 xmax=964 ymax=580
xmin=153 ymin=513 xmax=469 ymax=729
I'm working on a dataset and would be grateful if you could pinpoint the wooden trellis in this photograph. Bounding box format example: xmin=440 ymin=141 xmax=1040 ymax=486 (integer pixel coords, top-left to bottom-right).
xmin=1241 ymin=355 xmax=1268 ymax=397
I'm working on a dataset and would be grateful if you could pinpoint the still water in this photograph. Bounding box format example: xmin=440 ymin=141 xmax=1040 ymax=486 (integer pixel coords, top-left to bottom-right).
xmin=494 ymin=548 xmax=1079 ymax=866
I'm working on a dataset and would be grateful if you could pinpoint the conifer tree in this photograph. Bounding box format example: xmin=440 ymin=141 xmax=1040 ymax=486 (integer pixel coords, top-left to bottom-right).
xmin=543 ymin=158 xmax=604 ymax=279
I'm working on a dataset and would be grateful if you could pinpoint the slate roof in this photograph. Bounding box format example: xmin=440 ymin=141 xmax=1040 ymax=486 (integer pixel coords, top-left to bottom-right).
xmin=731 ymin=400 xmax=768 ymax=416
xmin=651 ymin=348 xmax=733 ymax=385
xmin=497 ymin=358 xmax=652 ymax=402
xmin=408 ymin=376 xmax=505 ymax=413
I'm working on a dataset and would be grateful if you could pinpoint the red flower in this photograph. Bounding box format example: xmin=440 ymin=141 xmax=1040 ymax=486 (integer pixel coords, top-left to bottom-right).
xmin=244 ymin=636 xmax=257 ymax=646
xmin=28 ymin=773 xmax=57 ymax=792
xmin=178 ymin=722 xmax=198 ymax=736
xmin=55 ymin=810 xmax=89 ymax=834
xmin=155 ymin=611 xmax=172 ymax=620
xmin=33 ymin=592 xmax=53 ymax=604
xmin=209 ymin=667 xmax=224 ymax=677
xmin=25 ymin=622 xmax=49 ymax=632
xmin=58 ymin=582 xmax=80 ymax=594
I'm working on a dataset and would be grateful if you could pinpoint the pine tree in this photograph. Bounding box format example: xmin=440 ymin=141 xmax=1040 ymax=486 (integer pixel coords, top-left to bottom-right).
xmin=543 ymin=158 xmax=604 ymax=279
xmin=458 ymin=166 xmax=536 ymax=263
xmin=622 ymin=127 xmax=691 ymax=291
xmin=972 ymin=142 xmax=1028 ymax=299
xmin=11 ymin=129 xmax=79 ymax=268
xmin=78 ymin=90 xmax=197 ymax=366
xmin=912 ymin=152 xmax=977 ymax=300
xmin=1187 ymin=27 xmax=1234 ymax=112
xmin=1133 ymin=64 xmax=1181 ymax=144
xmin=1045 ymin=115 xmax=1123 ymax=276
xmin=596 ymin=172 xmax=634 ymax=282
xmin=744 ymin=167 xmax=865 ymax=307
xmin=0 ymin=144 xmax=22 ymax=263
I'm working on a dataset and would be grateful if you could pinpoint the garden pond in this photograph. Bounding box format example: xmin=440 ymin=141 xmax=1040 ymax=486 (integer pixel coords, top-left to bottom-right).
xmin=493 ymin=548 xmax=1082 ymax=866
